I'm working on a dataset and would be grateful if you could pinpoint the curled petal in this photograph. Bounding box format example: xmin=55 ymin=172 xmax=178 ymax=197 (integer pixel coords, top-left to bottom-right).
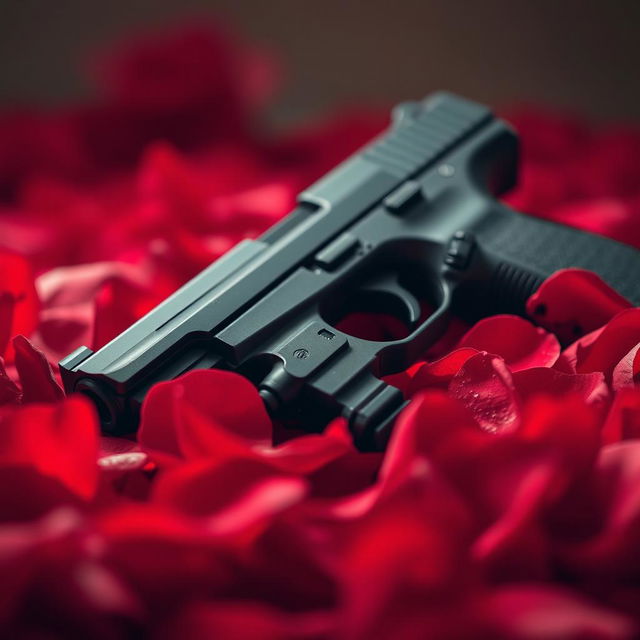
xmin=140 ymin=369 xmax=272 ymax=460
xmin=574 ymin=308 xmax=640 ymax=381
xmin=13 ymin=335 xmax=64 ymax=404
xmin=458 ymin=314 xmax=559 ymax=371
xmin=513 ymin=367 xmax=609 ymax=406
xmin=612 ymin=343 xmax=640 ymax=390
xmin=407 ymin=348 xmax=478 ymax=396
xmin=253 ymin=418 xmax=352 ymax=475
xmin=140 ymin=369 xmax=352 ymax=475
xmin=449 ymin=352 xmax=520 ymax=434
xmin=527 ymin=269 xmax=631 ymax=344
xmin=557 ymin=325 xmax=605 ymax=374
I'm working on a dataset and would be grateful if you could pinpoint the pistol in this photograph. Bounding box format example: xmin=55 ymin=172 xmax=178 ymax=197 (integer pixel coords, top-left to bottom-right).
xmin=60 ymin=92 xmax=640 ymax=450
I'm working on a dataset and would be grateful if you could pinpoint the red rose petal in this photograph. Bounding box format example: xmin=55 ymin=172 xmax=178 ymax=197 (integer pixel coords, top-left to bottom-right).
xmin=602 ymin=389 xmax=640 ymax=444
xmin=139 ymin=369 xmax=272 ymax=461
xmin=380 ymin=390 xmax=488 ymax=488
xmin=154 ymin=458 xmax=307 ymax=544
xmin=4 ymin=21 xmax=640 ymax=636
xmin=251 ymin=418 xmax=353 ymax=475
xmin=36 ymin=261 xmax=149 ymax=309
xmin=161 ymin=602 xmax=333 ymax=640
xmin=92 ymin=277 xmax=154 ymax=350
xmin=407 ymin=347 xmax=478 ymax=396
xmin=562 ymin=442 xmax=640 ymax=581
xmin=513 ymin=367 xmax=609 ymax=406
xmin=527 ymin=268 xmax=632 ymax=343
xmin=12 ymin=334 xmax=64 ymax=404
xmin=458 ymin=314 xmax=559 ymax=371
xmin=0 ymin=357 xmax=20 ymax=405
xmin=96 ymin=505 xmax=233 ymax=610
xmin=574 ymin=308 xmax=640 ymax=380
xmin=519 ymin=394 xmax=601 ymax=476
xmin=140 ymin=369 xmax=352 ymax=475
xmin=0 ymin=292 xmax=14 ymax=357
xmin=483 ymin=585 xmax=636 ymax=639
xmin=0 ymin=251 xmax=39 ymax=359
xmin=98 ymin=436 xmax=151 ymax=495
xmin=471 ymin=454 xmax=558 ymax=581
xmin=0 ymin=395 xmax=99 ymax=499
xmin=556 ymin=324 xmax=605 ymax=373
xmin=338 ymin=465 xmax=472 ymax=640
xmin=449 ymin=352 xmax=521 ymax=434
xmin=612 ymin=343 xmax=640 ymax=390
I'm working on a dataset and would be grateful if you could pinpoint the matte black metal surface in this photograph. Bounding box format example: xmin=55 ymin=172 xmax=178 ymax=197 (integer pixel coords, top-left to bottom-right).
xmin=60 ymin=91 xmax=640 ymax=450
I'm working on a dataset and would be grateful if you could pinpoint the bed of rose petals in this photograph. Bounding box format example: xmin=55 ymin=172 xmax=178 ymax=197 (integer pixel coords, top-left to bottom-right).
xmin=1 ymin=21 xmax=640 ymax=640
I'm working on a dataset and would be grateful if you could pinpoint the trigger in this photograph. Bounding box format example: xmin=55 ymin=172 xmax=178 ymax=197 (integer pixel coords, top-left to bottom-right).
xmin=360 ymin=273 xmax=423 ymax=327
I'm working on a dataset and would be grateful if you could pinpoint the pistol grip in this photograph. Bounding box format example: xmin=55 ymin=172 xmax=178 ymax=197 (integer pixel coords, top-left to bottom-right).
xmin=461 ymin=202 xmax=640 ymax=317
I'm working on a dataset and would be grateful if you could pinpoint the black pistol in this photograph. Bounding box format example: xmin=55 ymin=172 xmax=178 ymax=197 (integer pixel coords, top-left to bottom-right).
xmin=60 ymin=92 xmax=640 ymax=450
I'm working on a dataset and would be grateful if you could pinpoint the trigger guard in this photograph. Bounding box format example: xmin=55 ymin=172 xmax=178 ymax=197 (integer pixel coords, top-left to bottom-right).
xmin=360 ymin=274 xmax=423 ymax=327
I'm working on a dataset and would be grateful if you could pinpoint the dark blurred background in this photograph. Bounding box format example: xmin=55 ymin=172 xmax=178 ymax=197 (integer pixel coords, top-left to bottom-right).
xmin=1 ymin=0 xmax=639 ymax=123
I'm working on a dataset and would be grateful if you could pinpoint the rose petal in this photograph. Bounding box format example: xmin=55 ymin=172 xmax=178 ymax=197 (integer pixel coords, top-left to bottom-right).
xmin=561 ymin=441 xmax=640 ymax=580
xmin=602 ymin=389 xmax=640 ymax=444
xmin=574 ymin=308 xmax=640 ymax=381
xmin=380 ymin=390 xmax=487 ymax=488
xmin=471 ymin=454 xmax=558 ymax=580
xmin=449 ymin=352 xmax=520 ymax=434
xmin=139 ymin=368 xmax=271 ymax=464
xmin=513 ymin=367 xmax=609 ymax=406
xmin=0 ymin=357 xmax=20 ymax=405
xmin=519 ymin=394 xmax=601 ymax=477
xmin=338 ymin=463 xmax=472 ymax=640
xmin=12 ymin=334 xmax=64 ymax=404
xmin=0 ymin=292 xmax=14 ymax=357
xmin=160 ymin=601 xmax=333 ymax=640
xmin=0 ymin=395 xmax=99 ymax=499
xmin=0 ymin=251 xmax=39 ymax=359
xmin=154 ymin=458 xmax=307 ymax=543
xmin=483 ymin=585 xmax=636 ymax=639
xmin=407 ymin=348 xmax=478 ymax=396
xmin=612 ymin=343 xmax=640 ymax=390
xmin=458 ymin=314 xmax=559 ymax=371
xmin=527 ymin=269 xmax=632 ymax=344
xmin=140 ymin=369 xmax=352 ymax=475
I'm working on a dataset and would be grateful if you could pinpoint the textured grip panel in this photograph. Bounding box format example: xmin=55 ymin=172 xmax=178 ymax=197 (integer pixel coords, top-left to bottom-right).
xmin=475 ymin=208 xmax=640 ymax=306
xmin=486 ymin=262 xmax=544 ymax=314
xmin=364 ymin=93 xmax=491 ymax=178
